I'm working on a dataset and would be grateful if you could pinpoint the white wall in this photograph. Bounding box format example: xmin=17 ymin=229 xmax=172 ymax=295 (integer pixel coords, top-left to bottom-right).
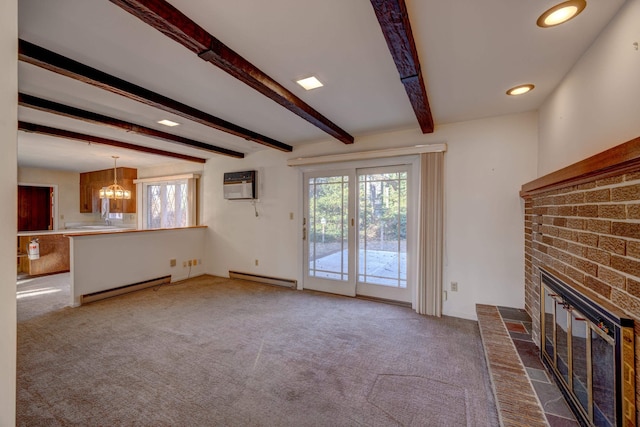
xmin=538 ymin=0 xmax=640 ymax=175
xmin=204 ymin=111 xmax=538 ymax=320
xmin=70 ymin=228 xmax=206 ymax=306
xmin=0 ymin=0 xmax=17 ymax=424
xmin=203 ymin=150 xmax=301 ymax=281
xmin=18 ymin=167 xmax=95 ymax=227
xmin=441 ymin=113 xmax=538 ymax=318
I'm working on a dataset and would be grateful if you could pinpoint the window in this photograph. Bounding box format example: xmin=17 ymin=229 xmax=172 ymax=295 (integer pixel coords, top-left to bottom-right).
xmin=134 ymin=174 xmax=199 ymax=229
xmin=147 ymin=180 xmax=188 ymax=228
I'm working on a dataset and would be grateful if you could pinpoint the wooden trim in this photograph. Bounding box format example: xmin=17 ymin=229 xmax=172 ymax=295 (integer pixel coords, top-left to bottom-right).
xmin=370 ymin=0 xmax=434 ymax=133
xmin=520 ymin=135 xmax=640 ymax=197
xmin=108 ymin=0 xmax=354 ymax=144
xmin=64 ymin=225 xmax=208 ymax=238
xmin=18 ymin=39 xmax=292 ymax=152
xmin=18 ymin=121 xmax=207 ymax=163
xmin=18 ymin=93 xmax=244 ymax=158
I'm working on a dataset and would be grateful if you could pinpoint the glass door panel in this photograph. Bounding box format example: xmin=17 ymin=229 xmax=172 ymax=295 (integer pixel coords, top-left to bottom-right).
xmin=303 ymin=172 xmax=355 ymax=296
xmin=591 ymin=327 xmax=615 ymax=427
xmin=356 ymin=166 xmax=410 ymax=302
xmin=571 ymin=309 xmax=589 ymax=416
xmin=555 ymin=301 xmax=570 ymax=384
xmin=543 ymin=287 xmax=556 ymax=362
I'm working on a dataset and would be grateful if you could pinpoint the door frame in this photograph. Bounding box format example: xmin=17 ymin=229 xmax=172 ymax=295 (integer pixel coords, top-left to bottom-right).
xmin=298 ymin=155 xmax=420 ymax=307
xmin=17 ymin=182 xmax=59 ymax=231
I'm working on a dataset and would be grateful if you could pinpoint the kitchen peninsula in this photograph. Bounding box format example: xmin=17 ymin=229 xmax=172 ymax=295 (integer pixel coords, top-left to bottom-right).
xmin=67 ymin=226 xmax=206 ymax=306
xmin=17 ymin=226 xmax=134 ymax=276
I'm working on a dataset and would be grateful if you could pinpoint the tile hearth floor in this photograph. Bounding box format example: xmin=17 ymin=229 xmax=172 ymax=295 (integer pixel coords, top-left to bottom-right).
xmin=477 ymin=305 xmax=578 ymax=427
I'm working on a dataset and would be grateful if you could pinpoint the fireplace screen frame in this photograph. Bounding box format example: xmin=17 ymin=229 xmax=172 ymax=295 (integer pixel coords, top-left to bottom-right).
xmin=540 ymin=268 xmax=635 ymax=427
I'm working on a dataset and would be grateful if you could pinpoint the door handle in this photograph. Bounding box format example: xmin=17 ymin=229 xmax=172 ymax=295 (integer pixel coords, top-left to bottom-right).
xmin=303 ymin=227 xmax=307 ymax=241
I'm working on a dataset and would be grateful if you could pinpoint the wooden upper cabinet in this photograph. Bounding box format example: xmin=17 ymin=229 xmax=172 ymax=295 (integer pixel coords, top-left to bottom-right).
xmin=79 ymin=173 xmax=92 ymax=213
xmin=80 ymin=167 xmax=137 ymax=214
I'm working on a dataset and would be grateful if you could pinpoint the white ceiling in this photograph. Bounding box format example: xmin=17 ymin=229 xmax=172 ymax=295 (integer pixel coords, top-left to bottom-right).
xmin=17 ymin=0 xmax=627 ymax=172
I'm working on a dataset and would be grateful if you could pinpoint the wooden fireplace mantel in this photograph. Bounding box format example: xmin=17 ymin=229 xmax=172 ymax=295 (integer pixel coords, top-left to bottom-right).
xmin=521 ymin=135 xmax=640 ymax=197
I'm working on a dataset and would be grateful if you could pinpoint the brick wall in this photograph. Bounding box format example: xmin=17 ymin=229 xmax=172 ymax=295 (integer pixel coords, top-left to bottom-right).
xmin=524 ymin=170 xmax=640 ymax=423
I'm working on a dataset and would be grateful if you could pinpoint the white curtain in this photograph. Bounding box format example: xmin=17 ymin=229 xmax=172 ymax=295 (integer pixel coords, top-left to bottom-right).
xmin=416 ymin=152 xmax=444 ymax=316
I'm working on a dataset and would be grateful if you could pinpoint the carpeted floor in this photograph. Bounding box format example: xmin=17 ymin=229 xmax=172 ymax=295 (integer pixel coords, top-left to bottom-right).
xmin=17 ymin=274 xmax=499 ymax=426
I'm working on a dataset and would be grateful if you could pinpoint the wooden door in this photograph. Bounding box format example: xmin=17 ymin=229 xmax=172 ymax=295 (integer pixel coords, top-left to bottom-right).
xmin=18 ymin=185 xmax=52 ymax=231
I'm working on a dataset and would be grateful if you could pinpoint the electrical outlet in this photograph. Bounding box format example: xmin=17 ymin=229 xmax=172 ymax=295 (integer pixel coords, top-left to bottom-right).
xmin=198 ymin=259 xmax=202 ymax=265
xmin=255 ymin=259 xmax=259 ymax=266
xmin=192 ymin=259 xmax=197 ymax=266
xmin=451 ymin=281 xmax=458 ymax=292
xmin=188 ymin=260 xmax=193 ymax=267
xmin=170 ymin=259 xmax=176 ymax=267
xmin=183 ymin=261 xmax=187 ymax=268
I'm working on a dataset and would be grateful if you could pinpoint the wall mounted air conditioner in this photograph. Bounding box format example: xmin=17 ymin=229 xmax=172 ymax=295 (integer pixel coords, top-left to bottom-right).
xmin=223 ymin=170 xmax=256 ymax=200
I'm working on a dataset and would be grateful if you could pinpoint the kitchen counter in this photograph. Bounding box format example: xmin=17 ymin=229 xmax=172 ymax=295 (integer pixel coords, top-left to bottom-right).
xmin=17 ymin=226 xmax=136 ymax=237
xmin=65 ymin=225 xmax=206 ymax=237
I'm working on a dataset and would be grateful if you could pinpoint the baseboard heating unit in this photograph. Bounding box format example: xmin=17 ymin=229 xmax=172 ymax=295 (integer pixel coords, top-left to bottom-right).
xmin=228 ymin=271 xmax=297 ymax=289
xmin=81 ymin=275 xmax=171 ymax=304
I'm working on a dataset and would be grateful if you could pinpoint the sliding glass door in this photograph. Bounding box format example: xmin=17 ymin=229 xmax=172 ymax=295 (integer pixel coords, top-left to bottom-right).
xmin=303 ymin=166 xmax=411 ymax=302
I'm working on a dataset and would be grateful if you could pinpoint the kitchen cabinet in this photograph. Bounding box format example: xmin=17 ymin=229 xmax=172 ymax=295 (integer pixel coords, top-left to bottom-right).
xmin=79 ymin=173 xmax=96 ymax=213
xmin=80 ymin=167 xmax=137 ymax=214
xmin=18 ymin=234 xmax=70 ymax=276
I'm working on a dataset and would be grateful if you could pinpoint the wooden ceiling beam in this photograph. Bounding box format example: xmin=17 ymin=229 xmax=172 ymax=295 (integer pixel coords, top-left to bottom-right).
xmin=370 ymin=0 xmax=434 ymax=133
xmin=108 ymin=0 xmax=354 ymax=144
xmin=18 ymin=121 xmax=207 ymax=164
xmin=18 ymin=93 xmax=244 ymax=159
xmin=18 ymin=39 xmax=292 ymax=152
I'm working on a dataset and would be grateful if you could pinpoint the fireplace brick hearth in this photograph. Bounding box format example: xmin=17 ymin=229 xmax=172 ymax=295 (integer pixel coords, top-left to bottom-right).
xmin=521 ymin=135 xmax=640 ymax=425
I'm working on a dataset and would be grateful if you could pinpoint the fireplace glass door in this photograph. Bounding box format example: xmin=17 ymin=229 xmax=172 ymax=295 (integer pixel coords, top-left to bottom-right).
xmin=542 ymin=285 xmax=618 ymax=425
xmin=541 ymin=276 xmax=631 ymax=427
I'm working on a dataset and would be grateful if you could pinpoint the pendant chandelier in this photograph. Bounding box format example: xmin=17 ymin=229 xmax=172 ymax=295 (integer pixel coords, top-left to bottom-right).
xmin=99 ymin=156 xmax=131 ymax=200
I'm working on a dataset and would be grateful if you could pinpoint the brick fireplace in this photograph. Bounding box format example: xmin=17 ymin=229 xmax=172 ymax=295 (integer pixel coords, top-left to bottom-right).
xmin=522 ymin=136 xmax=640 ymax=425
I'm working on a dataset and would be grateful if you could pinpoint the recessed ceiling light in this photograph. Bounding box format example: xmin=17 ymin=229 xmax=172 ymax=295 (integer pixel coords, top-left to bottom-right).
xmin=157 ymin=119 xmax=180 ymax=127
xmin=506 ymin=84 xmax=535 ymax=96
xmin=296 ymin=76 xmax=324 ymax=91
xmin=537 ymin=0 xmax=586 ymax=28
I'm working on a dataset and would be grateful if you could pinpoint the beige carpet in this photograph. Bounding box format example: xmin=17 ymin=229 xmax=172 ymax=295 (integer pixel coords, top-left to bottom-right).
xmin=17 ymin=274 xmax=498 ymax=426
